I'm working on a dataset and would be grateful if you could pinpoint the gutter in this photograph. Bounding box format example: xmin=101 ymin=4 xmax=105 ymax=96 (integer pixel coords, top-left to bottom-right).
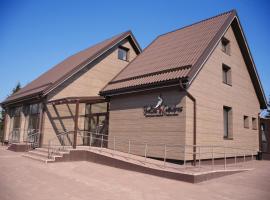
xmin=179 ymin=81 xmax=197 ymax=165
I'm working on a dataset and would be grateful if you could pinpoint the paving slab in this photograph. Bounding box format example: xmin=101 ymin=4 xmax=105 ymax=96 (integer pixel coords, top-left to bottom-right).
xmin=0 ymin=146 xmax=270 ymax=200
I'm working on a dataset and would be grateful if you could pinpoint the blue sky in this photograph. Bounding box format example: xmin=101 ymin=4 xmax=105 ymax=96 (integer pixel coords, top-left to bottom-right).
xmin=0 ymin=0 xmax=269 ymax=103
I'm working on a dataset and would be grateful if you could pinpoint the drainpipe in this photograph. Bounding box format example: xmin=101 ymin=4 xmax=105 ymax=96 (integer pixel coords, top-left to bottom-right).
xmin=179 ymin=81 xmax=197 ymax=166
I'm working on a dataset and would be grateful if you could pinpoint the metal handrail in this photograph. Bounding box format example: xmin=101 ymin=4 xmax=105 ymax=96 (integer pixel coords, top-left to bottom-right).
xmin=47 ymin=130 xmax=257 ymax=170
xmin=25 ymin=131 xmax=41 ymax=150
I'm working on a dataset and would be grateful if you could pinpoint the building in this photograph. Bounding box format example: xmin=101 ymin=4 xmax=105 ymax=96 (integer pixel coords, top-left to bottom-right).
xmin=1 ymin=10 xmax=267 ymax=162
xmin=100 ymin=10 xmax=267 ymax=161
xmin=1 ymin=31 xmax=141 ymax=149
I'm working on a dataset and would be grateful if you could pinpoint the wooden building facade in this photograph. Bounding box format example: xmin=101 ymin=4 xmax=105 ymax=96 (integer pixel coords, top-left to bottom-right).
xmin=1 ymin=10 xmax=268 ymax=162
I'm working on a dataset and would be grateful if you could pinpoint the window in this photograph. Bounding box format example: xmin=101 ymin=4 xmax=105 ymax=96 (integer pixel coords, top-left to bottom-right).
xmin=252 ymin=117 xmax=257 ymax=130
xmin=261 ymin=124 xmax=268 ymax=152
xmin=27 ymin=104 xmax=40 ymax=134
xmin=118 ymin=46 xmax=129 ymax=61
xmin=244 ymin=115 xmax=249 ymax=128
xmin=223 ymin=106 xmax=232 ymax=139
xmin=221 ymin=37 xmax=230 ymax=55
xmin=222 ymin=64 xmax=232 ymax=85
xmin=10 ymin=107 xmax=22 ymax=130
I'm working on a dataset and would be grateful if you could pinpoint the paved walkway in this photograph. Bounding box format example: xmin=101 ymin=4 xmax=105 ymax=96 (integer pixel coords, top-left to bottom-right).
xmin=0 ymin=146 xmax=270 ymax=200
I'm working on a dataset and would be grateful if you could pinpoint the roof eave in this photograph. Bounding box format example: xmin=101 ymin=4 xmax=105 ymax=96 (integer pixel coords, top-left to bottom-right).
xmin=100 ymin=78 xmax=187 ymax=97
xmin=0 ymin=92 xmax=43 ymax=108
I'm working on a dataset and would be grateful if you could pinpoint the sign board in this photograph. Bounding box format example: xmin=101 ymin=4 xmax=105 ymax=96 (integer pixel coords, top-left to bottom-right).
xmin=143 ymin=95 xmax=183 ymax=117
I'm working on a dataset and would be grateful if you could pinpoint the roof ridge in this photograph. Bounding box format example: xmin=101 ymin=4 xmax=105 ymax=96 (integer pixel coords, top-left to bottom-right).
xmin=77 ymin=31 xmax=131 ymax=56
xmin=158 ymin=9 xmax=236 ymax=38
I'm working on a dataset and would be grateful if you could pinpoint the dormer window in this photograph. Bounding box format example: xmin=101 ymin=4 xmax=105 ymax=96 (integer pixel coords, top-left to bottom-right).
xmin=221 ymin=37 xmax=230 ymax=55
xmin=118 ymin=46 xmax=129 ymax=61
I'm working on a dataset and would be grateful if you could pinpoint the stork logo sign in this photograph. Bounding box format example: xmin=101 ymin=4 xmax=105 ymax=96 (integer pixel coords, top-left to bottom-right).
xmin=143 ymin=95 xmax=183 ymax=117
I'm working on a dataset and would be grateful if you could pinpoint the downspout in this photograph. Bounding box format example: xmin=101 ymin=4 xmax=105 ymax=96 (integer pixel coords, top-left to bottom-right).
xmin=179 ymin=81 xmax=197 ymax=165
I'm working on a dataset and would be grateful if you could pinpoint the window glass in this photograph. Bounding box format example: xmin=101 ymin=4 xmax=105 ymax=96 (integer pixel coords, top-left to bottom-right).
xmin=118 ymin=47 xmax=128 ymax=61
xmin=252 ymin=117 xmax=257 ymax=130
xmin=222 ymin=64 xmax=231 ymax=85
xmin=28 ymin=104 xmax=40 ymax=133
xmin=221 ymin=37 xmax=230 ymax=54
xmin=223 ymin=106 xmax=232 ymax=139
xmin=10 ymin=107 xmax=22 ymax=129
xmin=244 ymin=116 xmax=249 ymax=128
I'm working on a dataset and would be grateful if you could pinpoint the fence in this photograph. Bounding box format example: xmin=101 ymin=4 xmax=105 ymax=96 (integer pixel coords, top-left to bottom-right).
xmin=47 ymin=131 xmax=257 ymax=170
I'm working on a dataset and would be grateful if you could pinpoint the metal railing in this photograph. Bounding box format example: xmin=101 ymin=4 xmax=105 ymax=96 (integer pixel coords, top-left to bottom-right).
xmin=25 ymin=131 xmax=40 ymax=150
xmin=48 ymin=131 xmax=75 ymax=158
xmin=48 ymin=131 xmax=257 ymax=170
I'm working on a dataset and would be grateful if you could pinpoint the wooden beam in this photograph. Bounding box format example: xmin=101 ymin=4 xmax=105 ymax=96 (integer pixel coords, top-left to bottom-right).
xmin=73 ymin=100 xmax=80 ymax=149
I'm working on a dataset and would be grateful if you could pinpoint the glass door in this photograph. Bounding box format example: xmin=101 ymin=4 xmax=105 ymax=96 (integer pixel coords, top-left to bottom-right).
xmin=84 ymin=102 xmax=108 ymax=147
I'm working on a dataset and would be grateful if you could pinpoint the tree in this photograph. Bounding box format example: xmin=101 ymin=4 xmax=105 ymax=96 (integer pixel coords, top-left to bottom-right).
xmin=12 ymin=82 xmax=21 ymax=94
xmin=0 ymin=82 xmax=21 ymax=141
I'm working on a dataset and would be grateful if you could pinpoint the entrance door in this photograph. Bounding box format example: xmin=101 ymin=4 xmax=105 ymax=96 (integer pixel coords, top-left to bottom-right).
xmin=84 ymin=102 xmax=109 ymax=147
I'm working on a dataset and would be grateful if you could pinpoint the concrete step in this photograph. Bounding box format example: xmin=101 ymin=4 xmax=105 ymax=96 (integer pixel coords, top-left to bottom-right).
xmin=27 ymin=150 xmax=50 ymax=159
xmin=35 ymin=147 xmax=70 ymax=155
xmin=23 ymin=147 xmax=66 ymax=163
xmin=22 ymin=153 xmax=55 ymax=163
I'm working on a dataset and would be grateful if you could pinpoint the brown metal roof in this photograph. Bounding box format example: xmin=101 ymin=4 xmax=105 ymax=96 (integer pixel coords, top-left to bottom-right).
xmin=104 ymin=65 xmax=191 ymax=92
xmin=2 ymin=31 xmax=140 ymax=105
xmin=100 ymin=10 xmax=267 ymax=109
xmin=101 ymin=11 xmax=234 ymax=94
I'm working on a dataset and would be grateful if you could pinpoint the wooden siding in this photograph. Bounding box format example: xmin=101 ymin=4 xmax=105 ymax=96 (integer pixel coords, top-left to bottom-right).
xmin=41 ymin=40 xmax=138 ymax=146
xmin=49 ymin=40 xmax=137 ymax=100
xmin=185 ymin=26 xmax=260 ymax=160
xmin=108 ymin=87 xmax=186 ymax=160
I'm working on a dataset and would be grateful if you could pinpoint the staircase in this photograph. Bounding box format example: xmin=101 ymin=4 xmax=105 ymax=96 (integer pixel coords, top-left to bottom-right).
xmin=22 ymin=148 xmax=70 ymax=163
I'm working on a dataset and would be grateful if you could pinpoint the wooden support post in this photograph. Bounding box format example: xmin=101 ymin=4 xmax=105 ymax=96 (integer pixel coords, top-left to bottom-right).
xmin=73 ymin=100 xmax=79 ymax=149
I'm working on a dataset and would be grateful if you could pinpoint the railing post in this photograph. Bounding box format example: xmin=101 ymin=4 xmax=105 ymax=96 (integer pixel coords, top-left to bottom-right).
xmin=198 ymin=146 xmax=201 ymax=168
xmin=224 ymin=147 xmax=227 ymax=170
xmin=89 ymin=134 xmax=92 ymax=149
xmin=48 ymin=140 xmax=50 ymax=159
xmin=244 ymin=152 xmax=246 ymax=167
xmin=101 ymin=135 xmax=103 ymax=148
xmin=212 ymin=146 xmax=214 ymax=170
xmin=184 ymin=148 xmax=186 ymax=168
xmin=128 ymin=140 xmax=131 ymax=154
xmin=113 ymin=136 xmax=116 ymax=154
xmin=144 ymin=144 xmax=148 ymax=162
xmin=251 ymin=151 xmax=254 ymax=168
xmin=164 ymin=144 xmax=167 ymax=167
xmin=235 ymin=150 xmax=237 ymax=166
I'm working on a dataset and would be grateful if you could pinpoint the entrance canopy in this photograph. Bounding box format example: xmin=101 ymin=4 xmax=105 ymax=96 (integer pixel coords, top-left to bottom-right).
xmin=47 ymin=96 xmax=108 ymax=149
xmin=47 ymin=96 xmax=106 ymax=105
